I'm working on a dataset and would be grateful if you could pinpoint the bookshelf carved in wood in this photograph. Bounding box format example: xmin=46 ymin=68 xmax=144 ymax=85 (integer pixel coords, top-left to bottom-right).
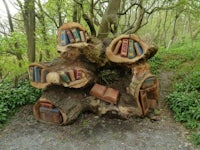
xmin=29 ymin=22 xmax=159 ymax=125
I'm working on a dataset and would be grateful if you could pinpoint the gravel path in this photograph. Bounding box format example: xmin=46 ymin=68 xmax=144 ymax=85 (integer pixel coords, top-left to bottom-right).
xmin=0 ymin=71 xmax=198 ymax=150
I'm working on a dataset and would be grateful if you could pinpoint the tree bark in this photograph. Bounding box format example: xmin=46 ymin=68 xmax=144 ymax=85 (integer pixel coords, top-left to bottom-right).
xmin=97 ymin=0 xmax=121 ymax=38
xmin=22 ymin=0 xmax=36 ymax=62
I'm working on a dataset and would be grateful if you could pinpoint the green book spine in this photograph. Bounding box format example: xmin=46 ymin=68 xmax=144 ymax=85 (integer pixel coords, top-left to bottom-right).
xmin=60 ymin=72 xmax=70 ymax=83
xmin=128 ymin=39 xmax=136 ymax=59
xmin=71 ymin=28 xmax=81 ymax=42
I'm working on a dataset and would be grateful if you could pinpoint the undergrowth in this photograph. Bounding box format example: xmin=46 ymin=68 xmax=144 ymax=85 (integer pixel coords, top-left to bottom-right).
xmin=0 ymin=79 xmax=41 ymax=126
xmin=163 ymin=39 xmax=200 ymax=146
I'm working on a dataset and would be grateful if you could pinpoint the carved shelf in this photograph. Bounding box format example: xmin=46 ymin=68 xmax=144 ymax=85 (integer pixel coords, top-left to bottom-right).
xmin=106 ymin=34 xmax=154 ymax=64
xmin=57 ymin=22 xmax=90 ymax=54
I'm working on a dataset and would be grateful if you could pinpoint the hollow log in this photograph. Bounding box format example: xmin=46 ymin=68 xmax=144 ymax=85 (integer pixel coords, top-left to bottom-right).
xmin=33 ymin=85 xmax=138 ymax=125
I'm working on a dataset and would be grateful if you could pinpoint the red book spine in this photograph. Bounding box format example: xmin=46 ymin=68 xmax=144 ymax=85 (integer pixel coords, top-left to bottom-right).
xmin=120 ymin=39 xmax=129 ymax=57
xmin=66 ymin=30 xmax=75 ymax=43
xmin=74 ymin=69 xmax=82 ymax=80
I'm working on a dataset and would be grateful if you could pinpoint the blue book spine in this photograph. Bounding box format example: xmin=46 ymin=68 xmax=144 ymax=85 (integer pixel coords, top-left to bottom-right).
xmin=61 ymin=30 xmax=70 ymax=46
xmin=134 ymin=42 xmax=143 ymax=55
xmin=39 ymin=107 xmax=60 ymax=113
xmin=34 ymin=66 xmax=40 ymax=83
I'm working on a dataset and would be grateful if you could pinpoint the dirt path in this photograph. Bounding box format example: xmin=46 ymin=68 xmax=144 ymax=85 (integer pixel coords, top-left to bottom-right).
xmin=0 ymin=71 xmax=198 ymax=150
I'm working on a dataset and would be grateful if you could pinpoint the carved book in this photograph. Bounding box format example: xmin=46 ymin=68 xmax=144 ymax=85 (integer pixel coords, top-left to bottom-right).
xmin=134 ymin=42 xmax=143 ymax=55
xmin=61 ymin=30 xmax=70 ymax=46
xmin=90 ymin=83 xmax=119 ymax=104
xmin=34 ymin=66 xmax=40 ymax=83
xmin=103 ymin=87 xmax=119 ymax=104
xmin=120 ymin=39 xmax=129 ymax=57
xmin=60 ymin=71 xmax=70 ymax=83
xmin=128 ymin=39 xmax=136 ymax=59
xmin=113 ymin=40 xmax=122 ymax=55
xmin=40 ymin=69 xmax=47 ymax=83
xmin=79 ymin=31 xmax=86 ymax=42
xmin=40 ymin=102 xmax=54 ymax=108
xmin=68 ymin=70 xmax=75 ymax=81
xmin=39 ymin=107 xmax=62 ymax=124
xmin=66 ymin=30 xmax=75 ymax=43
xmin=74 ymin=69 xmax=82 ymax=80
xmin=71 ymin=28 xmax=81 ymax=42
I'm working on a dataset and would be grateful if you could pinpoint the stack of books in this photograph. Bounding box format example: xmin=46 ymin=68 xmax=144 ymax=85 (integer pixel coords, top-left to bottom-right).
xmin=29 ymin=66 xmax=48 ymax=83
xmin=90 ymin=83 xmax=120 ymax=104
xmin=59 ymin=68 xmax=83 ymax=84
xmin=39 ymin=102 xmax=62 ymax=124
xmin=60 ymin=28 xmax=89 ymax=46
xmin=113 ymin=38 xmax=143 ymax=59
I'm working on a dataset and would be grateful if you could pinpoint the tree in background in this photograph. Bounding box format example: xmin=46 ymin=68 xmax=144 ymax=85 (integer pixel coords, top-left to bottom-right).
xmin=0 ymin=0 xmax=200 ymax=83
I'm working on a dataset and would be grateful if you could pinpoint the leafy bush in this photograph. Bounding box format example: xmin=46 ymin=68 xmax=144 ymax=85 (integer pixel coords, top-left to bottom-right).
xmin=149 ymin=55 xmax=163 ymax=74
xmin=192 ymin=133 xmax=200 ymax=146
xmin=166 ymin=91 xmax=200 ymax=128
xmin=0 ymin=79 xmax=41 ymax=124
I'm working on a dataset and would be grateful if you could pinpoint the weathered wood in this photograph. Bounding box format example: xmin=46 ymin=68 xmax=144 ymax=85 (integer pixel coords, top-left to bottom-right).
xmin=33 ymin=85 xmax=138 ymax=125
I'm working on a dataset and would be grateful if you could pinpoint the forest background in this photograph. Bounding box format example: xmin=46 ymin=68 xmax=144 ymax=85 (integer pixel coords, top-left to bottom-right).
xmin=0 ymin=0 xmax=200 ymax=146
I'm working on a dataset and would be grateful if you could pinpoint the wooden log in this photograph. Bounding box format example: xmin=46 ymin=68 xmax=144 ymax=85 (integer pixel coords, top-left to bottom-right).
xmin=33 ymin=85 xmax=139 ymax=125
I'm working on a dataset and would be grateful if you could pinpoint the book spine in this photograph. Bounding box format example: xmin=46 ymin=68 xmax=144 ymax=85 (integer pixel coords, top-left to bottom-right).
xmin=61 ymin=30 xmax=70 ymax=46
xmin=40 ymin=102 xmax=54 ymax=108
xmin=71 ymin=28 xmax=81 ymax=42
xmin=66 ymin=30 xmax=75 ymax=43
xmin=34 ymin=66 xmax=40 ymax=83
xmin=113 ymin=40 xmax=122 ymax=55
xmin=29 ymin=67 xmax=35 ymax=81
xmin=68 ymin=70 xmax=75 ymax=81
xmin=74 ymin=69 xmax=82 ymax=80
xmin=40 ymin=69 xmax=47 ymax=83
xmin=134 ymin=42 xmax=143 ymax=55
xmin=85 ymin=32 xmax=90 ymax=41
xmin=120 ymin=39 xmax=129 ymax=57
xmin=79 ymin=31 xmax=86 ymax=42
xmin=128 ymin=39 xmax=136 ymax=59
xmin=60 ymin=71 xmax=70 ymax=83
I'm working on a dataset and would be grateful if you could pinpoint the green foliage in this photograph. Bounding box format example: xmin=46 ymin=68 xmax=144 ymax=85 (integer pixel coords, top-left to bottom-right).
xmin=0 ymin=79 xmax=41 ymax=125
xmin=162 ymin=37 xmax=200 ymax=145
xmin=192 ymin=133 xmax=200 ymax=146
xmin=148 ymin=54 xmax=163 ymax=74
xmin=98 ymin=69 xmax=119 ymax=85
xmin=166 ymin=91 xmax=200 ymax=128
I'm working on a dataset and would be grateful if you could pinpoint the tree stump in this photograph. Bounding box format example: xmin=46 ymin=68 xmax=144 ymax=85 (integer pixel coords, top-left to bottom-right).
xmin=29 ymin=22 xmax=159 ymax=125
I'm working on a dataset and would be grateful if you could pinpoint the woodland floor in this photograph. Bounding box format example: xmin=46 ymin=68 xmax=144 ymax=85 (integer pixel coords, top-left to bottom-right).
xmin=0 ymin=70 xmax=198 ymax=150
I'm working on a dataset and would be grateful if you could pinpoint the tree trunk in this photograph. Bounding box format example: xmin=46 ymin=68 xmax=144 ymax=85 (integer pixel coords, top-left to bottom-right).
xmin=167 ymin=11 xmax=179 ymax=50
xmin=23 ymin=0 xmax=36 ymax=62
xmin=97 ymin=0 xmax=121 ymax=38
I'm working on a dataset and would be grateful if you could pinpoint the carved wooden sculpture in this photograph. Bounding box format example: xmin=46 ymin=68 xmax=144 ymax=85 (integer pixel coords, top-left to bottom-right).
xmin=29 ymin=22 xmax=158 ymax=125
